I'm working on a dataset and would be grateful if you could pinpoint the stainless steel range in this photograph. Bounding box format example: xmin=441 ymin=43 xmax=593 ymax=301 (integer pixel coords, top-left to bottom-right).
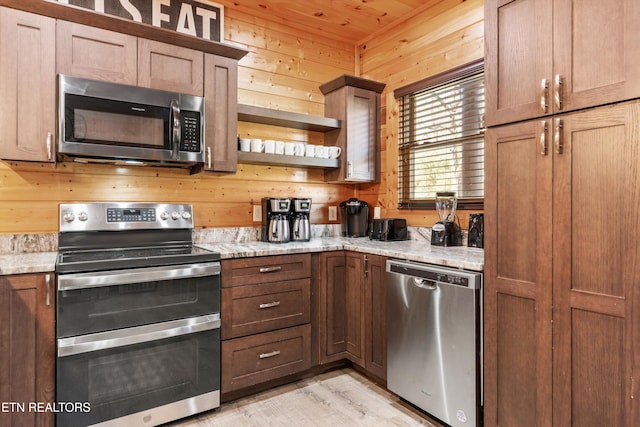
xmin=55 ymin=202 xmax=221 ymax=427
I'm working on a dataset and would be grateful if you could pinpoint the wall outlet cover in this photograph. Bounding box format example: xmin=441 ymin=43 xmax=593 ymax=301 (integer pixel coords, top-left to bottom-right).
xmin=328 ymin=206 xmax=337 ymax=221
xmin=253 ymin=205 xmax=262 ymax=222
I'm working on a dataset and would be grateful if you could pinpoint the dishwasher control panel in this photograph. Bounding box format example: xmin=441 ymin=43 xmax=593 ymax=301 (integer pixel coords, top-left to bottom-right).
xmin=387 ymin=260 xmax=482 ymax=289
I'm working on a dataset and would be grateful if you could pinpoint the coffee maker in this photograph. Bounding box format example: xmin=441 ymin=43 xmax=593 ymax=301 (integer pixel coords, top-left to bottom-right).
xmin=261 ymin=197 xmax=291 ymax=243
xmin=340 ymin=198 xmax=369 ymax=237
xmin=290 ymin=198 xmax=311 ymax=242
xmin=431 ymin=191 xmax=462 ymax=246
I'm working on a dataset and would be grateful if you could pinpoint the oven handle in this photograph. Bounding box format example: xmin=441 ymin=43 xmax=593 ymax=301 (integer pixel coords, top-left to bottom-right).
xmin=57 ymin=313 xmax=220 ymax=357
xmin=57 ymin=262 xmax=220 ymax=291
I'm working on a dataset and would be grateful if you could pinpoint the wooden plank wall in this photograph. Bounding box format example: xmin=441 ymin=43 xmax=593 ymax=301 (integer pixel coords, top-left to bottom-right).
xmin=0 ymin=3 xmax=356 ymax=234
xmin=357 ymin=0 xmax=485 ymax=228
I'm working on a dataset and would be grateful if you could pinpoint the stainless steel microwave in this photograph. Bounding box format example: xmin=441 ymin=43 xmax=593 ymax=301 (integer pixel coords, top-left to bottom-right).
xmin=58 ymin=75 xmax=205 ymax=169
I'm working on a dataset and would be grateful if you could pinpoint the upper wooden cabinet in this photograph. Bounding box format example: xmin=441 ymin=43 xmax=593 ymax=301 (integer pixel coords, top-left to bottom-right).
xmin=485 ymin=0 xmax=640 ymax=126
xmin=321 ymin=75 xmax=385 ymax=183
xmin=0 ymin=8 xmax=56 ymax=162
xmin=56 ymin=21 xmax=137 ymax=85
xmin=138 ymin=39 xmax=203 ymax=96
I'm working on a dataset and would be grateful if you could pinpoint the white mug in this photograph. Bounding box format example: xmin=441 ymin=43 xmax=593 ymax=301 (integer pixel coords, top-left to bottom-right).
xmin=294 ymin=142 xmax=306 ymax=156
xmin=315 ymin=146 xmax=329 ymax=158
xmin=328 ymin=146 xmax=342 ymax=159
xmin=264 ymin=139 xmax=276 ymax=154
xmin=284 ymin=142 xmax=295 ymax=156
xmin=305 ymin=144 xmax=316 ymax=157
xmin=239 ymin=138 xmax=251 ymax=152
xmin=275 ymin=141 xmax=285 ymax=155
xmin=251 ymin=138 xmax=264 ymax=153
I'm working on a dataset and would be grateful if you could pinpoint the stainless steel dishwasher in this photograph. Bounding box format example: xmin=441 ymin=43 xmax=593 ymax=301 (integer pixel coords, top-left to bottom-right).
xmin=386 ymin=259 xmax=483 ymax=427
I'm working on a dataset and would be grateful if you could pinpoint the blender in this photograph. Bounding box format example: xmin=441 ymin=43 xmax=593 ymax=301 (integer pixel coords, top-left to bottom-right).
xmin=431 ymin=191 xmax=462 ymax=246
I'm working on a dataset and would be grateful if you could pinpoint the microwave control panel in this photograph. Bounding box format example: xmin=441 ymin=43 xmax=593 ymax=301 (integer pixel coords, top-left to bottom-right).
xmin=180 ymin=110 xmax=201 ymax=152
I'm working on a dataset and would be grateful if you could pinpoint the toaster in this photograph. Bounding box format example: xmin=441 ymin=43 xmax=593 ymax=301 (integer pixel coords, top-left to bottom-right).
xmin=369 ymin=218 xmax=408 ymax=241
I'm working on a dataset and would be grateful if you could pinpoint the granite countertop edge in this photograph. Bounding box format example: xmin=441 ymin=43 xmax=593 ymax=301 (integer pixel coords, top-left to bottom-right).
xmin=0 ymin=238 xmax=484 ymax=276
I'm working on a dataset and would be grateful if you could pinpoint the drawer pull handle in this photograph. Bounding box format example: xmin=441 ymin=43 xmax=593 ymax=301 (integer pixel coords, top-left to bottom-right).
xmin=259 ymin=301 xmax=281 ymax=309
xmin=259 ymin=350 xmax=281 ymax=359
xmin=259 ymin=266 xmax=282 ymax=273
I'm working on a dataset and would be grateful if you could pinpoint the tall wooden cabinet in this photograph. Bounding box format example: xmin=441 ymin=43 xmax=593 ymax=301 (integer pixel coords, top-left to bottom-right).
xmin=485 ymin=0 xmax=640 ymax=127
xmin=0 ymin=273 xmax=55 ymax=427
xmin=0 ymin=8 xmax=56 ymax=162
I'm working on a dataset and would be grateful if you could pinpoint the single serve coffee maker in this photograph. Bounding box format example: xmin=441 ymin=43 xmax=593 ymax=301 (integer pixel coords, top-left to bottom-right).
xmin=340 ymin=198 xmax=369 ymax=237
xmin=290 ymin=198 xmax=311 ymax=242
xmin=262 ymin=197 xmax=291 ymax=243
xmin=431 ymin=191 xmax=462 ymax=246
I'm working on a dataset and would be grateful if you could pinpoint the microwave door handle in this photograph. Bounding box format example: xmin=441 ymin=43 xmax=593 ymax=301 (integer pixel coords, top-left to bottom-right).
xmin=170 ymin=99 xmax=181 ymax=160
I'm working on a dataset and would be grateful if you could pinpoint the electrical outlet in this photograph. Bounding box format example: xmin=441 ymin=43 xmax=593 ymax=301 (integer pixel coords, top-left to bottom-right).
xmin=328 ymin=206 xmax=337 ymax=221
xmin=253 ymin=205 xmax=262 ymax=222
xmin=373 ymin=206 xmax=381 ymax=219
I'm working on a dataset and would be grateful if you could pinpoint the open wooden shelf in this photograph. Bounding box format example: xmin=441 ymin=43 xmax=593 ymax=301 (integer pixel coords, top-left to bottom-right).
xmin=237 ymin=104 xmax=341 ymax=132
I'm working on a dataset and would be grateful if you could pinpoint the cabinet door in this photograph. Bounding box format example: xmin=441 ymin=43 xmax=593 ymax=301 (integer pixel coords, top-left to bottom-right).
xmin=0 ymin=274 xmax=55 ymax=427
xmin=345 ymin=253 xmax=364 ymax=365
xmin=138 ymin=39 xmax=203 ymax=96
xmin=56 ymin=21 xmax=137 ymax=85
xmin=363 ymin=254 xmax=386 ymax=380
xmin=553 ymin=0 xmax=640 ymax=116
xmin=318 ymin=251 xmax=347 ymax=363
xmin=0 ymin=8 xmax=55 ymax=162
xmin=203 ymin=53 xmax=238 ymax=172
xmin=485 ymin=0 xmax=553 ymax=126
xmin=552 ymin=102 xmax=640 ymax=427
xmin=484 ymin=119 xmax=553 ymax=427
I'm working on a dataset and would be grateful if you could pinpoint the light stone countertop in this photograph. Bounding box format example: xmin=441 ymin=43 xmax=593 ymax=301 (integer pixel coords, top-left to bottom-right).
xmin=0 ymin=236 xmax=484 ymax=275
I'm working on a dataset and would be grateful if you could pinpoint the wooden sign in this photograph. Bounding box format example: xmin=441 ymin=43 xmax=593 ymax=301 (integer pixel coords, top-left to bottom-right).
xmin=55 ymin=0 xmax=224 ymax=41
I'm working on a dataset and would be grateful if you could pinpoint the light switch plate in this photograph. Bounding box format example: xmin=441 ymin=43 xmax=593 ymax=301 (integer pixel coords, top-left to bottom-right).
xmin=253 ymin=205 xmax=262 ymax=222
xmin=328 ymin=206 xmax=337 ymax=221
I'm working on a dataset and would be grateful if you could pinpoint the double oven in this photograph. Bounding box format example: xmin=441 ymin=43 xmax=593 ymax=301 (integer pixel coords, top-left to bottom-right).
xmin=55 ymin=203 xmax=221 ymax=427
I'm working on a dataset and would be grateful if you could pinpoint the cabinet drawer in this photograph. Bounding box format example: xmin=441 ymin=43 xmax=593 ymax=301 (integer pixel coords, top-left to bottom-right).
xmin=222 ymin=279 xmax=310 ymax=339
xmin=221 ymin=254 xmax=311 ymax=287
xmin=221 ymin=324 xmax=311 ymax=392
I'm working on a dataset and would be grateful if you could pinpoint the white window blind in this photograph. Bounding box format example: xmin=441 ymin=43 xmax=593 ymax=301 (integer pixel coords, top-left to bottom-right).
xmin=396 ymin=61 xmax=485 ymax=209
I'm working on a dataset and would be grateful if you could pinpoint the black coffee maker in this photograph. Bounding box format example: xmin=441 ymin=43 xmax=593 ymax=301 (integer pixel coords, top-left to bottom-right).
xmin=261 ymin=197 xmax=291 ymax=243
xmin=340 ymin=198 xmax=369 ymax=237
xmin=431 ymin=191 xmax=462 ymax=246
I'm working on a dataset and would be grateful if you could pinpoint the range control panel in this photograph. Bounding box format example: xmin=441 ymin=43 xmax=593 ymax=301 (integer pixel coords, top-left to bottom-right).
xmin=59 ymin=203 xmax=193 ymax=232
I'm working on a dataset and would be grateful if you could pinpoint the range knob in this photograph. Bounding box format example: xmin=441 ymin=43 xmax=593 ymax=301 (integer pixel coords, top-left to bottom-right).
xmin=63 ymin=211 xmax=75 ymax=223
xmin=171 ymin=211 xmax=181 ymax=220
xmin=77 ymin=212 xmax=88 ymax=222
xmin=181 ymin=211 xmax=192 ymax=220
xmin=160 ymin=211 xmax=170 ymax=221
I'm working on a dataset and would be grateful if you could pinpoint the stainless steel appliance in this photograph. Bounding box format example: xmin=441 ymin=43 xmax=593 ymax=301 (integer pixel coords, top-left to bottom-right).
xmin=55 ymin=202 xmax=221 ymax=427
xmin=339 ymin=198 xmax=369 ymax=237
xmin=58 ymin=75 xmax=205 ymax=170
xmin=386 ymin=259 xmax=483 ymax=427
xmin=431 ymin=191 xmax=463 ymax=246
xmin=261 ymin=197 xmax=291 ymax=243
xmin=369 ymin=218 xmax=408 ymax=241
xmin=290 ymin=198 xmax=311 ymax=242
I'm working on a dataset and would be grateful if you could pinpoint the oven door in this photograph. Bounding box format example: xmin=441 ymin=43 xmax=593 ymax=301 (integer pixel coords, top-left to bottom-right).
xmin=57 ymin=316 xmax=220 ymax=427
xmin=57 ymin=262 xmax=220 ymax=337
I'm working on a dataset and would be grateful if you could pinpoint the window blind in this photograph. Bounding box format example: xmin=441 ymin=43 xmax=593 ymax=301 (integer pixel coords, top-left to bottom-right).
xmin=397 ymin=62 xmax=485 ymax=209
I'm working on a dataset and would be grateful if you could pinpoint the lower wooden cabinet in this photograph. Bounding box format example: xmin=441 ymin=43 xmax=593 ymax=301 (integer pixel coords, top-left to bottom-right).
xmin=222 ymin=324 xmax=311 ymax=392
xmin=0 ymin=273 xmax=55 ymax=427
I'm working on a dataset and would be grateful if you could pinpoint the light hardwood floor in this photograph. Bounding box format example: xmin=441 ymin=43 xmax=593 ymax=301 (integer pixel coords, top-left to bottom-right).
xmin=170 ymin=368 xmax=439 ymax=426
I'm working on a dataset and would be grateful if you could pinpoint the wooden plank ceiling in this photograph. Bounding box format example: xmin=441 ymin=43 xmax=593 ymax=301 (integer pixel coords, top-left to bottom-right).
xmin=227 ymin=0 xmax=430 ymax=43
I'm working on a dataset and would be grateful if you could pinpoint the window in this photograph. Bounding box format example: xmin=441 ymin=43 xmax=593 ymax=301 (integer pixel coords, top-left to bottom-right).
xmin=395 ymin=60 xmax=484 ymax=209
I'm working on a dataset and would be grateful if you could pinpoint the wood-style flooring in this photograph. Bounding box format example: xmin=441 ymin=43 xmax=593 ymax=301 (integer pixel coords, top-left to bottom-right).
xmin=169 ymin=368 xmax=439 ymax=426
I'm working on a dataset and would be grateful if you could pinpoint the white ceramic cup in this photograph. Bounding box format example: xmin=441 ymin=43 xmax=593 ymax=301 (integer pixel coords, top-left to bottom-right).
xmin=328 ymin=146 xmax=342 ymax=158
xmin=250 ymin=138 xmax=264 ymax=153
xmin=305 ymin=144 xmax=316 ymax=157
xmin=284 ymin=142 xmax=295 ymax=156
xmin=315 ymin=146 xmax=329 ymax=158
xmin=239 ymin=138 xmax=251 ymax=152
xmin=264 ymin=139 xmax=276 ymax=154
xmin=294 ymin=142 xmax=306 ymax=156
xmin=275 ymin=141 xmax=285 ymax=155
